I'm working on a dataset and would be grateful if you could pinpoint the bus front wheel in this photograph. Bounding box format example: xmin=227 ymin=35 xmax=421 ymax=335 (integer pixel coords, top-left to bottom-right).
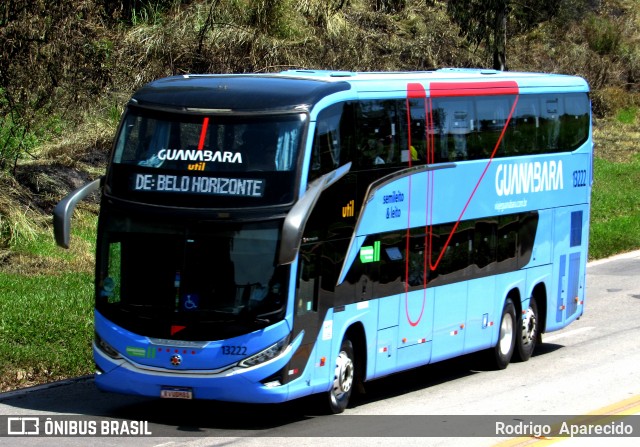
xmin=327 ymin=338 xmax=355 ymax=414
xmin=491 ymin=298 xmax=516 ymax=370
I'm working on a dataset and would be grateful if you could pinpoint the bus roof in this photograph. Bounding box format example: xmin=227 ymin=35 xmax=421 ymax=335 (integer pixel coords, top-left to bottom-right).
xmin=130 ymin=69 xmax=589 ymax=113
xmin=278 ymin=68 xmax=590 ymax=92
xmin=130 ymin=74 xmax=351 ymax=112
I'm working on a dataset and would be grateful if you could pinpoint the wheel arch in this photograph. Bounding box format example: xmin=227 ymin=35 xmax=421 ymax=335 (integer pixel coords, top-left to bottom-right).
xmin=507 ymin=287 xmax=522 ymax=318
xmin=343 ymin=322 xmax=367 ymax=386
xmin=531 ymin=282 xmax=548 ymax=337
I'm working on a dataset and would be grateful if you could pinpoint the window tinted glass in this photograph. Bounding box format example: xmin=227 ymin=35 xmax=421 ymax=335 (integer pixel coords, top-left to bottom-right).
xmin=308 ymin=93 xmax=590 ymax=179
xmin=114 ymin=108 xmax=305 ymax=173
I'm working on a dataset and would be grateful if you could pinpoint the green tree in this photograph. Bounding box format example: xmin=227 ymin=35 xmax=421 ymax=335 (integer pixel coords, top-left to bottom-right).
xmin=447 ymin=0 xmax=560 ymax=71
xmin=0 ymin=1 xmax=111 ymax=172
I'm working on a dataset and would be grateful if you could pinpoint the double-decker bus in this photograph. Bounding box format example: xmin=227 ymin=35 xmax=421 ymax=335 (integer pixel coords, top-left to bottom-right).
xmin=54 ymin=69 xmax=592 ymax=413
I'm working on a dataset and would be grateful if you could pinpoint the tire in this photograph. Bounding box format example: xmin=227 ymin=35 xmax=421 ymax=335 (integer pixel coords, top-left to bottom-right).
xmin=326 ymin=338 xmax=355 ymax=414
xmin=514 ymin=297 xmax=539 ymax=362
xmin=491 ymin=298 xmax=517 ymax=370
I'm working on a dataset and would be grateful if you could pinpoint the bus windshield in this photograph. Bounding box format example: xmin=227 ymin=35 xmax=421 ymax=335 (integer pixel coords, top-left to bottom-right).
xmin=97 ymin=216 xmax=288 ymax=340
xmin=113 ymin=108 xmax=305 ymax=172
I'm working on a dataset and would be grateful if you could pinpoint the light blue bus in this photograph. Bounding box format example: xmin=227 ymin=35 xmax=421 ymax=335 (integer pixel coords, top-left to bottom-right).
xmin=54 ymin=69 xmax=592 ymax=413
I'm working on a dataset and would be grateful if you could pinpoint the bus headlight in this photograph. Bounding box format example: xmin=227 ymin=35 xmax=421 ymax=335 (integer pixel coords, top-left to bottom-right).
xmin=239 ymin=334 xmax=291 ymax=368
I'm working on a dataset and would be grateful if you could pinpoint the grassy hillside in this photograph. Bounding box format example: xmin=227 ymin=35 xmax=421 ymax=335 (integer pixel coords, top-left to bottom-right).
xmin=0 ymin=0 xmax=639 ymax=390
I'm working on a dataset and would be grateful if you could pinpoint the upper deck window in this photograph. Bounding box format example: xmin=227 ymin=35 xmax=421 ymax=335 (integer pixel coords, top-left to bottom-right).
xmin=114 ymin=108 xmax=305 ymax=173
xmin=108 ymin=108 xmax=307 ymax=207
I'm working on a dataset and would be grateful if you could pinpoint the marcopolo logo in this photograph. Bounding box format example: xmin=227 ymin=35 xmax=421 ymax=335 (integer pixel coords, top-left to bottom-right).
xmin=495 ymin=160 xmax=564 ymax=197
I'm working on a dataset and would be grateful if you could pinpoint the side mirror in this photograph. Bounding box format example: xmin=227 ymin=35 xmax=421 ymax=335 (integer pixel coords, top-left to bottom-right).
xmin=278 ymin=163 xmax=351 ymax=265
xmin=53 ymin=177 xmax=103 ymax=249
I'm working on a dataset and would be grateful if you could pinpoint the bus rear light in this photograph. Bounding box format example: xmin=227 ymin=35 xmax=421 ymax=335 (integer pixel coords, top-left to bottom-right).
xmin=319 ymin=357 xmax=326 ymax=367
xmin=559 ymin=305 xmax=566 ymax=310
xmin=239 ymin=334 xmax=291 ymax=368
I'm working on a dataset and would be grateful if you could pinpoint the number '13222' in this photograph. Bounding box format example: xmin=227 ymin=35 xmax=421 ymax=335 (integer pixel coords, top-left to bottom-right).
xmin=221 ymin=346 xmax=247 ymax=355
xmin=572 ymin=169 xmax=587 ymax=187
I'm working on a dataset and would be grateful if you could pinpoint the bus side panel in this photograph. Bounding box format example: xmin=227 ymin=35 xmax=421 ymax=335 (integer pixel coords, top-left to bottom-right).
xmin=547 ymin=204 xmax=588 ymax=332
xmin=524 ymin=264 xmax=552 ymax=308
xmin=302 ymin=308 xmax=337 ymax=396
xmin=330 ymin=300 xmax=379 ymax=384
xmin=398 ymin=289 xmax=434 ymax=346
xmin=464 ymin=276 xmax=497 ymax=354
xmin=395 ymin=288 xmax=434 ymax=369
xmin=397 ymin=339 xmax=431 ymax=371
xmin=528 ymin=208 xmax=553 ymax=267
xmin=374 ymin=294 xmax=399 ymax=377
xmin=375 ymin=326 xmax=399 ymax=377
xmin=431 ymin=282 xmax=468 ymax=363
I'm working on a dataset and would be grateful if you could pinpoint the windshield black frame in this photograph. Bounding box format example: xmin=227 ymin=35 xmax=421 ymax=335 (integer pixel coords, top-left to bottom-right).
xmin=106 ymin=107 xmax=308 ymax=209
xmin=96 ymin=211 xmax=289 ymax=341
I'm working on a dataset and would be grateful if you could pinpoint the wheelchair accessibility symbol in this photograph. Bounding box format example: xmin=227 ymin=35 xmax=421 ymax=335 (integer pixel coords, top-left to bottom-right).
xmin=182 ymin=294 xmax=199 ymax=311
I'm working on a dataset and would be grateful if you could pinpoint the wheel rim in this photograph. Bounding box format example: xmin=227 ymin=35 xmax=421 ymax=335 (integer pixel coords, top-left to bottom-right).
xmin=521 ymin=307 xmax=537 ymax=346
xmin=499 ymin=312 xmax=514 ymax=355
xmin=332 ymin=350 xmax=354 ymax=399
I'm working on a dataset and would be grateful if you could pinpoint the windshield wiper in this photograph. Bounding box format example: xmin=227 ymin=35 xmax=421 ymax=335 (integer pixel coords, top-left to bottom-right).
xmin=239 ymin=305 xmax=284 ymax=326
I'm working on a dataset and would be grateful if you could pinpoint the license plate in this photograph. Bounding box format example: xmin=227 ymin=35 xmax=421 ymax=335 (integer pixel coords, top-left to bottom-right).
xmin=160 ymin=387 xmax=193 ymax=399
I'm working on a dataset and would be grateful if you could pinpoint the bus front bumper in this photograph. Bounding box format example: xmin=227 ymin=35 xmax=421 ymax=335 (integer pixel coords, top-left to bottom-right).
xmin=93 ymin=332 xmax=304 ymax=404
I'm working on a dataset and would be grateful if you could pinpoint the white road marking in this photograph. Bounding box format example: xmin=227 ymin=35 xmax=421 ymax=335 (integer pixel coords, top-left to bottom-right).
xmin=544 ymin=326 xmax=595 ymax=343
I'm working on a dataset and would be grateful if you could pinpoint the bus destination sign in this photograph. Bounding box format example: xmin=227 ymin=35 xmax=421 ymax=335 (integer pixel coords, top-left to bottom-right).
xmin=132 ymin=173 xmax=265 ymax=197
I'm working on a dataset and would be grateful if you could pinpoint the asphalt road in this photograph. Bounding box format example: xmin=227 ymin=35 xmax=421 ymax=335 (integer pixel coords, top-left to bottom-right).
xmin=1 ymin=251 xmax=639 ymax=446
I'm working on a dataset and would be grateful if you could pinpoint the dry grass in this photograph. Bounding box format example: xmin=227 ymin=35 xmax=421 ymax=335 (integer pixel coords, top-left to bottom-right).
xmin=593 ymin=115 xmax=640 ymax=162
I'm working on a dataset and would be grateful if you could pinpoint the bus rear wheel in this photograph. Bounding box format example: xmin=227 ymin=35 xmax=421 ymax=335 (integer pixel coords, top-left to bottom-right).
xmin=327 ymin=338 xmax=355 ymax=414
xmin=491 ymin=298 xmax=516 ymax=370
xmin=515 ymin=297 xmax=538 ymax=362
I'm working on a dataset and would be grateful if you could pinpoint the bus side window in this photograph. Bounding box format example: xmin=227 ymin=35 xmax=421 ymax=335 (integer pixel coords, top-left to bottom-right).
xmin=475 ymin=96 xmax=512 ymax=159
xmin=407 ymin=231 xmax=426 ymax=287
xmin=355 ymin=100 xmax=406 ymax=169
xmin=510 ymin=96 xmax=540 ymax=155
xmin=407 ymin=98 xmax=427 ymax=165
xmin=559 ymin=93 xmax=590 ymax=151
xmin=310 ymin=103 xmax=348 ymax=181
xmin=540 ymin=95 xmax=562 ymax=151
xmin=296 ymin=247 xmax=319 ymax=315
xmin=433 ymin=98 xmax=475 ymax=162
xmin=447 ymin=222 xmax=473 ymax=275
xmin=309 ymin=103 xmax=343 ymax=181
xmin=473 ymin=220 xmax=497 ymax=270
xmin=518 ymin=212 xmax=539 ymax=267
xmin=497 ymin=214 xmax=519 ymax=266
